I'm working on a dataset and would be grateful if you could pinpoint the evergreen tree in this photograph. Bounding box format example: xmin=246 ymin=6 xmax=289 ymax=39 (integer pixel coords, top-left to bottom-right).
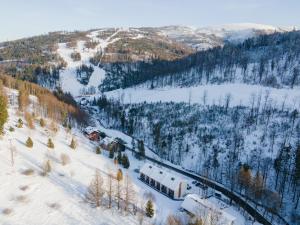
xmin=117 ymin=151 xmax=122 ymax=164
xmin=47 ymin=138 xmax=54 ymax=149
xmin=122 ymin=154 xmax=130 ymax=169
xmin=137 ymin=140 xmax=145 ymax=159
xmin=294 ymin=145 xmax=300 ymax=183
xmin=109 ymin=145 xmax=114 ymax=159
xmin=96 ymin=146 xmax=101 ymax=154
xmin=145 ymin=200 xmax=154 ymax=218
xmin=17 ymin=118 xmax=23 ymax=128
xmin=39 ymin=118 xmax=46 ymax=127
xmin=26 ymin=137 xmax=33 ymax=148
xmin=0 ymin=94 xmax=8 ymax=134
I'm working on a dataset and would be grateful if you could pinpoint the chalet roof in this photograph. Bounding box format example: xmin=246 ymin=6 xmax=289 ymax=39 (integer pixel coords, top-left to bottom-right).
xmin=140 ymin=163 xmax=187 ymax=191
xmin=100 ymin=137 xmax=114 ymax=145
xmin=181 ymin=194 xmax=236 ymax=225
xmin=84 ymin=126 xmax=100 ymax=135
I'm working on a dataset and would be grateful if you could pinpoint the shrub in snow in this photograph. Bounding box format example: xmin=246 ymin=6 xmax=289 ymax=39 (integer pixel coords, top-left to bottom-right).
xmin=9 ymin=126 xmax=15 ymax=132
xmin=26 ymin=137 xmax=33 ymax=148
xmin=70 ymin=138 xmax=77 ymax=149
xmin=2 ymin=208 xmax=12 ymax=215
xmin=21 ymin=168 xmax=34 ymax=176
xmin=47 ymin=138 xmax=54 ymax=149
xmin=61 ymin=154 xmax=71 ymax=166
xmin=15 ymin=195 xmax=28 ymax=203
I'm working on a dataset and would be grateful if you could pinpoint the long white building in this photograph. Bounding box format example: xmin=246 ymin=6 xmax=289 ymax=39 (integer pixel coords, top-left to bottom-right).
xmin=181 ymin=194 xmax=236 ymax=225
xmin=139 ymin=163 xmax=188 ymax=200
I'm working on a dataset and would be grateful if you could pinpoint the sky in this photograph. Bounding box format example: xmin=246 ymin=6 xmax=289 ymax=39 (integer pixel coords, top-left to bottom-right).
xmin=0 ymin=0 xmax=300 ymax=41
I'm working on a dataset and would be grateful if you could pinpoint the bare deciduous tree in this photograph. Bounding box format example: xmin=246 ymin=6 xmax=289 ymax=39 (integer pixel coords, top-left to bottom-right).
xmin=86 ymin=169 xmax=104 ymax=207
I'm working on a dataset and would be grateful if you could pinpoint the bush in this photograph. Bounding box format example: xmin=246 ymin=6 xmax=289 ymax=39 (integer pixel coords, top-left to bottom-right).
xmin=47 ymin=138 xmax=54 ymax=149
xmin=9 ymin=126 xmax=15 ymax=132
xmin=61 ymin=154 xmax=71 ymax=166
xmin=26 ymin=137 xmax=33 ymax=148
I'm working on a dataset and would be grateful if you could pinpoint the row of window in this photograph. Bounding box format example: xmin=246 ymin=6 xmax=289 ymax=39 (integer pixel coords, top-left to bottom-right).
xmin=140 ymin=173 xmax=175 ymax=198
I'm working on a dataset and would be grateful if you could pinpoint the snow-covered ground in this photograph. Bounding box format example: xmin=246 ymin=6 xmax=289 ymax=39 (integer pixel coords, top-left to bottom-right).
xmin=104 ymin=84 xmax=300 ymax=110
xmin=0 ymin=88 xmax=250 ymax=225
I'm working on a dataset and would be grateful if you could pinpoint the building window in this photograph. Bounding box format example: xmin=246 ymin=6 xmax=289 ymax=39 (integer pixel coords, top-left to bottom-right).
xmin=168 ymin=189 xmax=174 ymax=199
xmin=140 ymin=173 xmax=145 ymax=181
xmin=156 ymin=182 xmax=161 ymax=191
xmin=161 ymin=185 xmax=167 ymax=194
xmin=150 ymin=179 xmax=155 ymax=187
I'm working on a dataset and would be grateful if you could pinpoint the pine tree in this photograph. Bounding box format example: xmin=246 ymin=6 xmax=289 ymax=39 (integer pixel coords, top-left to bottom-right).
xmin=145 ymin=200 xmax=154 ymax=218
xmin=47 ymin=138 xmax=54 ymax=149
xmin=70 ymin=138 xmax=77 ymax=149
xmin=26 ymin=137 xmax=33 ymax=148
xmin=117 ymin=151 xmax=122 ymax=164
xmin=137 ymin=140 xmax=145 ymax=159
xmin=109 ymin=146 xmax=114 ymax=159
xmin=122 ymin=154 xmax=130 ymax=169
xmin=0 ymin=94 xmax=8 ymax=134
xmin=17 ymin=118 xmax=23 ymax=128
xmin=96 ymin=146 xmax=101 ymax=154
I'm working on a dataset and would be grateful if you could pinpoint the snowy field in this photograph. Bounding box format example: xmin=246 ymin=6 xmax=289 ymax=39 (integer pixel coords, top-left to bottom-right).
xmin=104 ymin=84 xmax=300 ymax=109
xmin=0 ymin=89 xmax=249 ymax=225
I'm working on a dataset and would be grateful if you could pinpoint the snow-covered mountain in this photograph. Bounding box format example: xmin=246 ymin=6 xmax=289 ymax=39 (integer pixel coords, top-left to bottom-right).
xmin=157 ymin=23 xmax=293 ymax=50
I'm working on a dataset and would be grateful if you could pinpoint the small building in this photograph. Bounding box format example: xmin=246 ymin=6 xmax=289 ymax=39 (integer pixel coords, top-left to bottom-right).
xmin=84 ymin=126 xmax=100 ymax=141
xmin=181 ymin=194 xmax=236 ymax=225
xmin=139 ymin=163 xmax=187 ymax=200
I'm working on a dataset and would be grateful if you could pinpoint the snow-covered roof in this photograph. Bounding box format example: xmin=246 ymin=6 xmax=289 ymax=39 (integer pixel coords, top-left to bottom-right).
xmin=100 ymin=137 xmax=114 ymax=145
xmin=84 ymin=126 xmax=99 ymax=134
xmin=181 ymin=194 xmax=236 ymax=225
xmin=140 ymin=163 xmax=187 ymax=191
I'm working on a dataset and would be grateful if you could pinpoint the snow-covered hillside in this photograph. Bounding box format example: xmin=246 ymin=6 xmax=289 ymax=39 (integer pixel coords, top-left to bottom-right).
xmin=0 ymin=88 xmax=250 ymax=225
xmin=104 ymin=84 xmax=300 ymax=110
